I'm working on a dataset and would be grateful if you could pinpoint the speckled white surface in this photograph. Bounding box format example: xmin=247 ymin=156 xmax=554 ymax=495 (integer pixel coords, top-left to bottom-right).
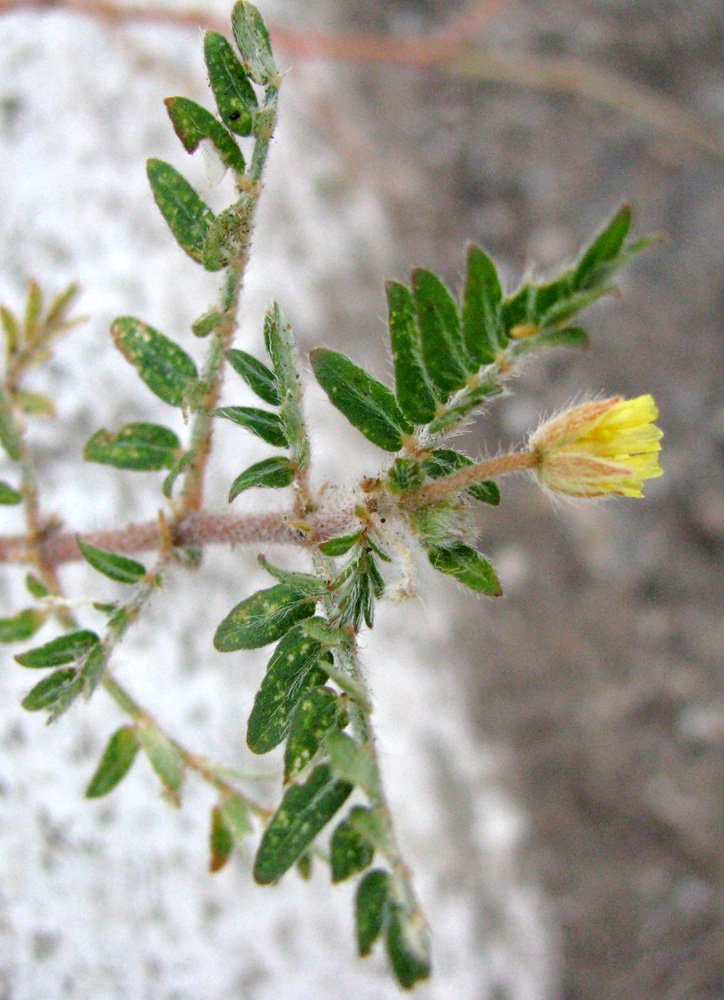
xmin=0 ymin=5 xmax=557 ymax=998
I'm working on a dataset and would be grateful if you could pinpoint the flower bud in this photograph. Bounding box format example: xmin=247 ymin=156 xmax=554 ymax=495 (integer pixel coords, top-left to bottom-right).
xmin=529 ymin=394 xmax=663 ymax=498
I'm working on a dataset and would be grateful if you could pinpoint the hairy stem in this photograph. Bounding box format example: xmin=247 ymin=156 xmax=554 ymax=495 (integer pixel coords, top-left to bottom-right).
xmin=405 ymin=449 xmax=535 ymax=508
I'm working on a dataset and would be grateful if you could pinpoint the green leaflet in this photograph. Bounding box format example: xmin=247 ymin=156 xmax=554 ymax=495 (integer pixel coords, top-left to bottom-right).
xmin=202 ymin=199 xmax=254 ymax=271
xmin=0 ymin=608 xmax=46 ymax=643
xmin=213 ymin=406 xmax=288 ymax=447
xmin=192 ymin=308 xmax=226 ymax=338
xmin=204 ymin=31 xmax=258 ymax=137
xmin=310 ymin=348 xmax=413 ymax=453
xmin=228 ymin=457 xmax=294 ymax=501
xmin=209 ymin=804 xmax=234 ymax=872
xmin=246 ymin=624 xmax=330 ymax=754
xmin=214 ymin=584 xmax=317 ymax=651
xmin=85 ymin=725 xmax=140 ymax=798
xmin=356 ymin=869 xmax=392 ymax=956
xmin=253 ymin=763 xmax=353 ymax=885
xmin=0 ymin=386 xmax=22 ymax=460
xmin=318 ymin=531 xmax=363 ymax=557
xmin=137 ymin=722 xmax=185 ymax=799
xmin=263 ymin=304 xmax=307 ymax=456
xmin=462 ymin=243 xmax=503 ymax=364
xmin=257 ymin=557 xmax=328 ymax=597
xmin=574 ymin=204 xmax=631 ymax=290
xmin=21 ymin=668 xmax=83 ymax=717
xmin=0 ymin=480 xmax=22 ymax=504
xmin=84 ymin=423 xmax=181 ymax=471
xmin=386 ymin=906 xmax=432 ymax=989
xmin=427 ymin=543 xmax=502 ymax=595
xmin=325 ymin=731 xmax=376 ymax=797
xmin=413 ymin=268 xmax=469 ymax=399
xmin=111 ymin=317 xmax=197 ymax=408
xmin=422 ymin=449 xmax=501 ymax=505
xmin=15 ymin=629 xmax=100 ymax=668
xmin=76 ymin=538 xmax=147 ymax=585
xmin=226 ymin=348 xmax=281 ymax=406
xmin=284 ymin=685 xmax=342 ymax=780
xmin=146 ymin=158 xmax=217 ymax=267
xmin=386 ymin=280 xmax=437 ymax=425
xmin=330 ymin=806 xmax=375 ymax=883
xmin=231 ymin=0 xmax=277 ymax=85
xmin=164 ymin=96 xmax=245 ymax=173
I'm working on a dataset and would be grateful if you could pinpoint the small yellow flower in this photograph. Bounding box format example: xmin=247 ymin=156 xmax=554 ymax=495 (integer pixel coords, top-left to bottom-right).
xmin=529 ymin=394 xmax=663 ymax=498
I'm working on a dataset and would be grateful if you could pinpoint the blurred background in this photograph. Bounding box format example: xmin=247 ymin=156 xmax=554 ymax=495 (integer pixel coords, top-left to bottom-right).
xmin=1 ymin=1 xmax=723 ymax=997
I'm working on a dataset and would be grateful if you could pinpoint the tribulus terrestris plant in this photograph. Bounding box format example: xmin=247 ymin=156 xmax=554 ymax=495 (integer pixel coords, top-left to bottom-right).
xmin=0 ymin=3 xmax=663 ymax=990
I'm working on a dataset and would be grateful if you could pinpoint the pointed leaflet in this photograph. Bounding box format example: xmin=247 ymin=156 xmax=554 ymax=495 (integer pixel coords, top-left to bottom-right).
xmin=386 ymin=281 xmax=437 ymax=425
xmin=318 ymin=531 xmax=363 ymax=557
xmin=164 ymin=96 xmax=245 ymax=173
xmin=146 ymin=159 xmax=217 ymax=267
xmin=111 ymin=317 xmax=198 ymax=408
xmin=574 ymin=204 xmax=631 ymax=291
xmin=231 ymin=0 xmax=277 ymax=85
xmin=263 ymin=304 xmax=307 ymax=458
xmin=246 ymin=624 xmax=330 ymax=754
xmin=462 ymin=244 xmax=503 ymax=364
xmin=0 ymin=609 xmax=45 ymax=643
xmin=356 ymin=869 xmax=392 ymax=956
xmin=0 ymin=386 xmax=22 ymax=460
xmin=257 ymin=557 xmax=328 ymax=598
xmin=310 ymin=349 xmax=412 ymax=453
xmin=253 ymin=764 xmax=353 ymax=885
xmin=204 ymin=32 xmax=258 ymax=137
xmin=213 ymin=405 xmax=287 ymax=446
xmin=76 ymin=538 xmax=147 ymax=585
xmin=228 ymin=457 xmax=294 ymax=501
xmin=284 ymin=685 xmax=342 ymax=780
xmin=226 ymin=348 xmax=281 ymax=406
xmin=427 ymin=543 xmax=502 ymax=595
xmin=413 ymin=269 xmax=469 ymax=398
xmin=84 ymin=423 xmax=181 ymax=471
xmin=86 ymin=725 xmax=140 ymax=798
xmin=214 ymin=584 xmax=317 ymax=651
xmin=15 ymin=630 xmax=100 ymax=668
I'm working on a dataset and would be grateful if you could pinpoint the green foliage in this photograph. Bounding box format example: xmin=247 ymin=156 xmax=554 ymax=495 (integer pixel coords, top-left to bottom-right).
xmin=86 ymin=726 xmax=140 ymax=798
xmin=77 ymin=538 xmax=147 ymax=584
xmin=253 ymin=764 xmax=353 ymax=885
xmin=0 ymin=2 xmax=656 ymax=990
xmin=111 ymin=317 xmax=198 ymax=408
xmin=84 ymin=423 xmax=181 ymax=471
